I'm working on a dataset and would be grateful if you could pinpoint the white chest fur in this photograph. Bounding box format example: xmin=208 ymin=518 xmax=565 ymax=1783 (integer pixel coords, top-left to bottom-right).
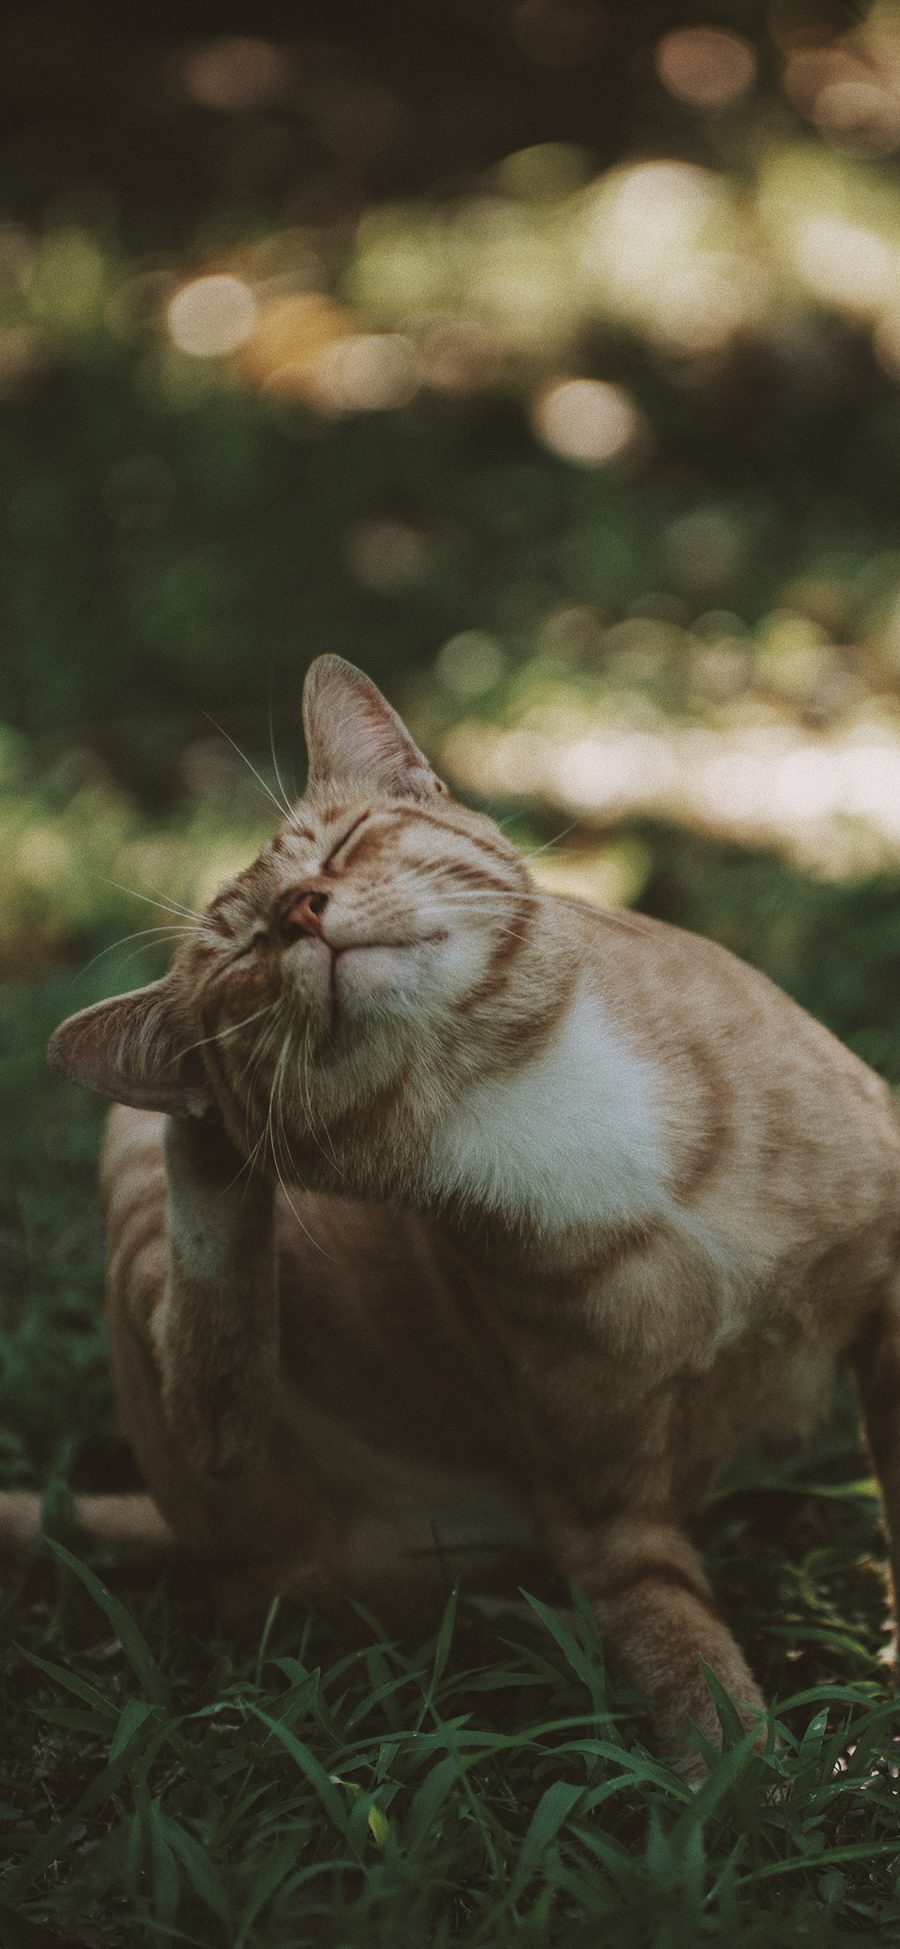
xmin=427 ymin=981 xmax=669 ymax=1235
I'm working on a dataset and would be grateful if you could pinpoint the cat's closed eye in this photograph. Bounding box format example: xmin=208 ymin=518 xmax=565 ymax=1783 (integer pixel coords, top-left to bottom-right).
xmin=232 ymin=928 xmax=268 ymax=961
xmin=322 ymin=810 xmax=371 ymax=868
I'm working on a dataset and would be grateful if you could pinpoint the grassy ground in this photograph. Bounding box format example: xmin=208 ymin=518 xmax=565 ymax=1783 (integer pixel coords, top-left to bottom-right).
xmin=2 ymin=824 xmax=900 ymax=1946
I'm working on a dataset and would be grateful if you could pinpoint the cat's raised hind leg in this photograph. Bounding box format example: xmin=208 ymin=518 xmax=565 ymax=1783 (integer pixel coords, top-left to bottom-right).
xmin=156 ymin=1115 xmax=280 ymax=1479
xmin=103 ymin=1106 xmax=280 ymax=1483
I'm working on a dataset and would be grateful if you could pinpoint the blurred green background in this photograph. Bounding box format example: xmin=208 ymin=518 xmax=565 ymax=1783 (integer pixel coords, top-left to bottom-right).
xmin=5 ymin=0 xmax=900 ymax=1052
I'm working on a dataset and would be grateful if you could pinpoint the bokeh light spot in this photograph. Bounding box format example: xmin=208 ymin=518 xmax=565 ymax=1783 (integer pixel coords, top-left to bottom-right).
xmin=580 ymin=162 xmax=727 ymax=321
xmin=497 ymin=143 xmax=591 ymax=201
xmin=167 ymin=275 xmax=258 ymax=357
xmin=655 ymin=27 xmax=757 ymax=109
xmin=794 ymin=218 xmax=895 ymax=310
xmin=437 ymin=632 xmax=506 ymax=698
xmin=420 ymin=315 xmax=502 ymax=394
xmin=242 ymin=292 xmax=352 ymax=390
xmin=27 ymin=230 xmax=106 ymax=331
xmin=813 ymin=79 xmax=900 ymax=157
xmin=651 ymin=255 xmax=769 ymax=353
xmin=533 ymin=378 xmax=641 ymax=466
xmin=306 ymin=334 xmax=420 ymax=413
xmin=0 ymin=324 xmax=44 ymax=393
xmin=347 ymin=520 xmax=429 ymax=593
xmin=182 ymin=37 xmax=289 ymax=113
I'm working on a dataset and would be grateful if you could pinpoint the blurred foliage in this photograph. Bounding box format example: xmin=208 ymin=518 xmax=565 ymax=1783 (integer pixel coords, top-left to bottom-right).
xmin=635 ymin=823 xmax=900 ymax=1079
xmin=3 ymin=0 xmax=900 ymax=795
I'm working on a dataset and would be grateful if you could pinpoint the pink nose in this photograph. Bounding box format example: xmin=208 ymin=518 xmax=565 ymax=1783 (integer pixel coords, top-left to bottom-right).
xmin=277 ymin=886 xmax=329 ymax=944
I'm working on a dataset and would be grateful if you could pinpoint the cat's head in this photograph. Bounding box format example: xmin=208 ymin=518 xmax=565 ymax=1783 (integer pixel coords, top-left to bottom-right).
xmin=48 ymin=657 xmax=543 ymax=1156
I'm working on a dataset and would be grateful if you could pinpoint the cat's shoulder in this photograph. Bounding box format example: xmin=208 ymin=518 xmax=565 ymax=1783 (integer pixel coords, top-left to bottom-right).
xmin=550 ymin=890 xmax=752 ymax=979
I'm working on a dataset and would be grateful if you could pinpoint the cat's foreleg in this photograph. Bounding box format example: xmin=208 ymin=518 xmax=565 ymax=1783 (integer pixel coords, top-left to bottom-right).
xmin=158 ymin=1115 xmax=279 ymax=1479
xmin=542 ymin=1503 xmax=765 ymax=1782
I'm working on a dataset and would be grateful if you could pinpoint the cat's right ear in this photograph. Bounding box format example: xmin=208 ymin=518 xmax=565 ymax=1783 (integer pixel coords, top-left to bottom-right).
xmin=46 ymin=978 xmax=212 ymax=1116
xmin=302 ymin=655 xmax=445 ymax=798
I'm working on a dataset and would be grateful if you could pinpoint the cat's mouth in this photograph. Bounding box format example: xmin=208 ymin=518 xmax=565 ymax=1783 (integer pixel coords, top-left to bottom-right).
xmin=276 ymin=925 xmax=449 ymax=1021
xmin=331 ymin=934 xmax=446 ymax=1000
xmin=331 ymin=932 xmax=448 ymax=959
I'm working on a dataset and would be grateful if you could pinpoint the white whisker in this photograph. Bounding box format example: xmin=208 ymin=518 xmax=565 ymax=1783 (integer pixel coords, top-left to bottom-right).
xmin=267 ymin=1031 xmax=335 ymax=1260
xmin=204 ymin=710 xmax=300 ymax=830
xmin=300 ymin=1021 xmax=343 ymax=1176
xmin=72 ymin=925 xmax=197 ymax=981
xmin=521 ymin=820 xmax=582 ymax=862
xmin=219 ymin=1125 xmax=268 ymax=1200
xmin=241 ymin=1009 xmax=283 ymax=1154
xmin=93 ymin=874 xmax=206 ymax=924
xmin=178 ymin=1002 xmax=277 ymax=1062
xmin=268 ymin=692 xmax=299 ymax=826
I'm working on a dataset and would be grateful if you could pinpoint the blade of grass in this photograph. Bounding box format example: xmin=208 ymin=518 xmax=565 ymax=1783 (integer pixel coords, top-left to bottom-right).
xmin=46 ymin=1539 xmax=168 ymax=1706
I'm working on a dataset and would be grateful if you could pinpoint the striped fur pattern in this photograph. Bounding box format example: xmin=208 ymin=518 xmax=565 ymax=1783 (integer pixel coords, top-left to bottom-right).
xmin=45 ymin=654 xmax=900 ymax=1781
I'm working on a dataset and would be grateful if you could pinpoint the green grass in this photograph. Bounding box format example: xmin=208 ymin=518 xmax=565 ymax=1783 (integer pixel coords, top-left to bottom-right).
xmin=3 ymin=1551 xmax=899 ymax=1949
xmin=2 ymin=837 xmax=900 ymax=1947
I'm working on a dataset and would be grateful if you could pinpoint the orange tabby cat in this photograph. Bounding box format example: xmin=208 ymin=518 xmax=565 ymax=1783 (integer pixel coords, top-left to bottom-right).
xmin=16 ymin=655 xmax=900 ymax=1778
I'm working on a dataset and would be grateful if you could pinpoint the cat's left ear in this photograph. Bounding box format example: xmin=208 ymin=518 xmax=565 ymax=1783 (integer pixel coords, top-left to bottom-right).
xmin=302 ymin=655 xmax=446 ymax=799
xmin=47 ymin=977 xmax=212 ymax=1116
